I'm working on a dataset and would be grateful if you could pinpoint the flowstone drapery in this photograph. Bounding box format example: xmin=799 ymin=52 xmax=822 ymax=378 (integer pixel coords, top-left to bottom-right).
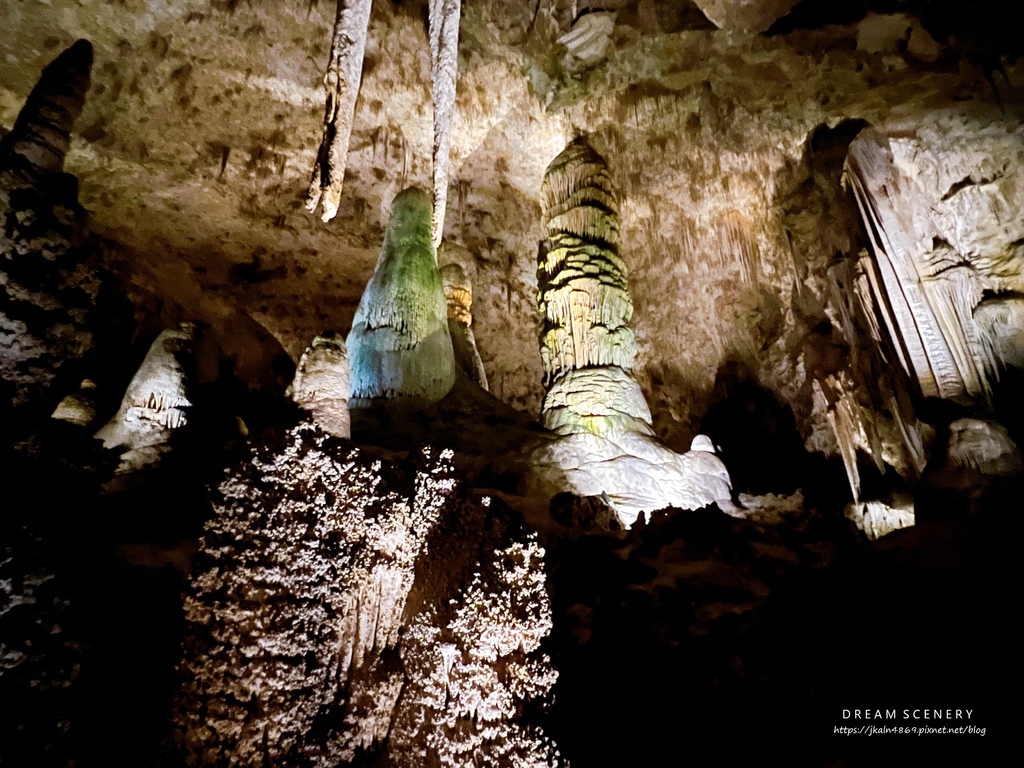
xmin=842 ymin=125 xmax=1024 ymax=404
xmin=0 ymin=40 xmax=102 ymax=423
xmin=347 ymin=188 xmax=456 ymax=410
xmin=529 ymin=137 xmax=735 ymax=525
xmin=174 ymin=423 xmax=560 ymax=767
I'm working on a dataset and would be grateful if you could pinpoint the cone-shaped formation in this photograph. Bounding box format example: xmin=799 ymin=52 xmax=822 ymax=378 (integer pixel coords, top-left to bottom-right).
xmin=440 ymin=262 xmax=488 ymax=390
xmin=539 ymin=137 xmax=635 ymax=382
xmin=0 ymin=39 xmax=93 ymax=179
xmin=347 ymin=188 xmax=456 ymax=410
xmin=306 ymin=0 xmax=373 ymax=222
xmin=0 ymin=41 xmax=101 ymax=426
xmin=94 ymin=323 xmax=195 ymax=472
xmin=288 ymin=332 xmax=352 ymax=438
xmin=429 ymin=0 xmax=461 ymax=248
xmin=174 ymin=426 xmax=560 ymax=766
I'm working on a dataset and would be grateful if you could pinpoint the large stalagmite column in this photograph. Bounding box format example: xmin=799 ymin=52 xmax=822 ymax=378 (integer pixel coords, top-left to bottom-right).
xmin=347 ymin=188 xmax=456 ymax=410
xmin=0 ymin=40 xmax=102 ymax=423
xmin=538 ymin=137 xmax=653 ymax=436
xmin=529 ymin=137 xmax=735 ymax=524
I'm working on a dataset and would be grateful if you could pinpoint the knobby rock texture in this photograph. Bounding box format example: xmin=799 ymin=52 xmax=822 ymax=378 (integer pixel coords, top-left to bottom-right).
xmin=174 ymin=423 xmax=559 ymax=767
xmin=0 ymin=40 xmax=102 ymax=426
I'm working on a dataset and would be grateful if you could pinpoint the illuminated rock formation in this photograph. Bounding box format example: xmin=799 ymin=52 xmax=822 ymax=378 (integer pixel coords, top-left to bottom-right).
xmin=538 ymin=137 xmax=634 ymax=383
xmin=843 ymin=125 xmax=1024 ymax=404
xmin=306 ymin=0 xmax=373 ymax=222
xmin=347 ymin=188 xmax=456 ymax=410
xmin=174 ymin=424 xmax=559 ymax=767
xmin=531 ymin=138 xmax=735 ymax=525
xmin=557 ymin=10 xmax=616 ymax=68
xmin=308 ymin=0 xmax=462 ymax=238
xmin=440 ymin=262 xmax=488 ymax=390
xmin=287 ymin=332 xmax=351 ymax=438
xmin=0 ymin=39 xmax=93 ymax=180
xmin=0 ymin=40 xmax=100 ymax=422
xmin=94 ymin=323 xmax=195 ymax=472
xmin=429 ymin=0 xmax=461 ymax=247
xmin=51 ymin=379 xmax=98 ymax=427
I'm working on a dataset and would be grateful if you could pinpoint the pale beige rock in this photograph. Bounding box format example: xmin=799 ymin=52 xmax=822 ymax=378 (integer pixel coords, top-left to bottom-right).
xmin=94 ymin=323 xmax=195 ymax=472
xmin=691 ymin=0 xmax=800 ymax=33
xmin=288 ymin=332 xmax=351 ymax=438
xmin=440 ymin=262 xmax=489 ymax=390
xmin=51 ymin=379 xmax=97 ymax=427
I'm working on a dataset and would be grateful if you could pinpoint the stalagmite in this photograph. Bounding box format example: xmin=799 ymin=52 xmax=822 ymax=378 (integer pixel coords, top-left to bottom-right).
xmin=347 ymin=188 xmax=456 ymax=410
xmin=0 ymin=39 xmax=93 ymax=180
xmin=288 ymin=332 xmax=351 ymax=438
xmin=429 ymin=0 xmax=461 ymax=247
xmin=440 ymin=263 xmax=488 ymax=390
xmin=174 ymin=426 xmax=560 ymax=766
xmin=529 ymin=137 xmax=736 ymax=526
xmin=94 ymin=323 xmax=195 ymax=472
xmin=0 ymin=40 xmax=101 ymax=423
xmin=306 ymin=0 xmax=374 ymax=222
xmin=51 ymin=379 xmax=98 ymax=427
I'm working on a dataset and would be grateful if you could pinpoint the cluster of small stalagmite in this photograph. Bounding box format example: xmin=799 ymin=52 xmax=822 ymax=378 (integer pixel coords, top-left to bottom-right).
xmin=0 ymin=40 xmax=102 ymax=425
xmin=347 ymin=188 xmax=456 ymax=410
xmin=529 ymin=137 xmax=735 ymax=525
xmin=174 ymin=424 xmax=559 ymax=767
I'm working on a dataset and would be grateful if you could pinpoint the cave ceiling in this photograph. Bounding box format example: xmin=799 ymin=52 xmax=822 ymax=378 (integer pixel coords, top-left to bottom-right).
xmin=2 ymin=0 xmax=1022 ymax=447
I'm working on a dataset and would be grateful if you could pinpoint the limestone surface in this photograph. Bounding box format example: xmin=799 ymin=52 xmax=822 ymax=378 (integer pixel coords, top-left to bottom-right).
xmin=440 ymin=262 xmax=488 ymax=390
xmin=0 ymin=40 xmax=101 ymax=423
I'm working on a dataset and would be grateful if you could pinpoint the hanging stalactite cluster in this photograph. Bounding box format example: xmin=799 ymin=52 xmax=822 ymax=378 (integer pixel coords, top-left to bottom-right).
xmin=308 ymin=0 xmax=461 ymax=250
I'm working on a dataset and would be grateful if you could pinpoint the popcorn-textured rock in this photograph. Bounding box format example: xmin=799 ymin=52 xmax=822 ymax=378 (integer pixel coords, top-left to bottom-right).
xmin=347 ymin=188 xmax=456 ymax=411
xmin=174 ymin=423 xmax=559 ymax=766
xmin=0 ymin=41 xmax=101 ymax=422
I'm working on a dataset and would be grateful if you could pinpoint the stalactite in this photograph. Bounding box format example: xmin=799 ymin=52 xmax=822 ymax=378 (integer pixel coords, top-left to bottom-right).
xmin=306 ymin=0 xmax=373 ymax=222
xmin=429 ymin=0 xmax=461 ymax=248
